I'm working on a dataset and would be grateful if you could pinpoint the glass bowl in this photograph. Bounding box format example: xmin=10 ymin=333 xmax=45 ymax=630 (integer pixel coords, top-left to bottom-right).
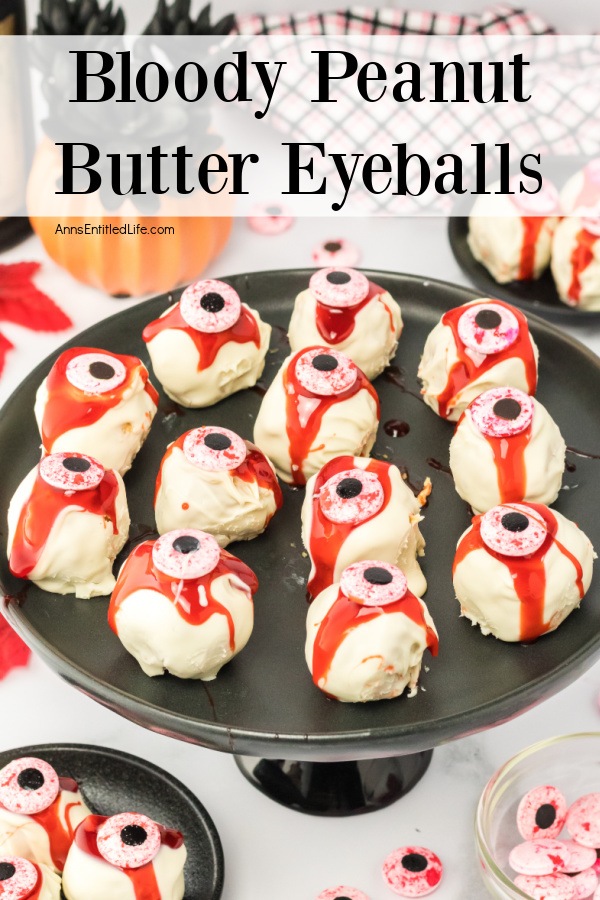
xmin=476 ymin=732 xmax=600 ymax=898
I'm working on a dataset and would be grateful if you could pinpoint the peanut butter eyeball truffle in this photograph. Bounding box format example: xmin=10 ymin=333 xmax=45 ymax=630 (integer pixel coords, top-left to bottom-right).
xmin=253 ymin=347 xmax=380 ymax=486
xmin=155 ymin=426 xmax=282 ymax=545
xmin=453 ymin=503 xmax=595 ymax=642
xmin=34 ymin=347 xmax=158 ymax=476
xmin=467 ymin=178 xmax=560 ymax=283
xmin=109 ymin=529 xmax=257 ymax=680
xmin=143 ymin=278 xmax=271 ymax=407
xmin=551 ymin=215 xmax=600 ymax=310
xmin=62 ymin=813 xmax=186 ymax=900
xmin=305 ymin=561 xmax=438 ymax=703
xmin=302 ymin=455 xmax=427 ymax=600
xmin=7 ymin=453 xmax=129 ymax=598
xmin=418 ymin=298 xmax=538 ymax=421
xmin=288 ymin=267 xmax=402 ymax=379
xmin=449 ymin=387 xmax=566 ymax=514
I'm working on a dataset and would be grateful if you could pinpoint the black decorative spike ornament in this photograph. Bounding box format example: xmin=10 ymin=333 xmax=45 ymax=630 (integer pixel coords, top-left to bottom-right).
xmin=142 ymin=0 xmax=234 ymax=37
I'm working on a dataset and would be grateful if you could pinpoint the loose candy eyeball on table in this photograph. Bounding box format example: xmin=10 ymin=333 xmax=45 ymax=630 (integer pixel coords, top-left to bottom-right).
xmin=508 ymin=839 xmax=571 ymax=876
xmin=316 ymin=887 xmax=370 ymax=900
xmin=311 ymin=239 xmax=362 ymax=268
xmin=514 ymin=873 xmax=576 ymax=900
xmin=247 ymin=203 xmax=294 ymax=234
xmin=516 ymin=785 xmax=568 ymax=841
xmin=566 ymin=792 xmax=600 ymax=847
xmin=559 ymin=842 xmax=597 ymax=874
xmin=571 ymin=867 xmax=599 ymax=899
xmin=381 ymin=846 xmax=443 ymax=897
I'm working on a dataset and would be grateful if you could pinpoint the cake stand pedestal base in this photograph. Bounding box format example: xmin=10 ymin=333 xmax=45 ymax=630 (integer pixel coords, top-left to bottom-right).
xmin=234 ymin=750 xmax=433 ymax=816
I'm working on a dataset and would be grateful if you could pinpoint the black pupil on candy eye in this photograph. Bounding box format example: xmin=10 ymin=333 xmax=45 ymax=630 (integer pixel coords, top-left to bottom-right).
xmin=204 ymin=433 xmax=232 ymax=451
xmin=336 ymin=477 xmax=362 ymax=499
xmin=326 ymin=271 xmax=351 ymax=285
xmin=266 ymin=205 xmax=280 ymax=216
xmin=535 ymin=804 xmax=557 ymax=829
xmin=120 ymin=825 xmax=148 ymax=846
xmin=89 ymin=361 xmax=115 ymax=380
xmin=200 ymin=292 xmax=225 ymax=313
xmin=0 ymin=863 xmax=16 ymax=880
xmin=17 ymin=767 xmax=45 ymax=791
xmin=475 ymin=309 xmax=502 ymax=330
xmin=312 ymin=354 xmax=338 ymax=372
xmin=324 ymin=241 xmax=342 ymax=253
xmin=63 ymin=457 xmax=91 ymax=473
xmin=364 ymin=566 xmax=393 ymax=585
xmin=501 ymin=512 xmax=529 ymax=532
xmin=173 ymin=535 xmax=200 ymax=554
xmin=493 ymin=398 xmax=522 ymax=420
xmin=401 ymin=853 xmax=428 ymax=873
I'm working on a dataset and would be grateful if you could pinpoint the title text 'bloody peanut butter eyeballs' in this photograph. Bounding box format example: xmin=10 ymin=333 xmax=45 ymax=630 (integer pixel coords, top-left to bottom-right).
xmin=288 ymin=267 xmax=402 ymax=380
xmin=418 ymin=298 xmax=538 ymax=421
xmin=143 ymin=278 xmax=271 ymax=407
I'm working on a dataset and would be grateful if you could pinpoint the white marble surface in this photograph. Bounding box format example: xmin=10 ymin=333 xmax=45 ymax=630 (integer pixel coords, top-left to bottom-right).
xmin=2 ymin=215 xmax=600 ymax=900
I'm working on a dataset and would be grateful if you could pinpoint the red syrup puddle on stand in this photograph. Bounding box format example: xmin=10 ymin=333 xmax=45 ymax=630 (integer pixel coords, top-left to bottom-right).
xmin=40 ymin=347 xmax=158 ymax=451
xmin=426 ymin=457 xmax=452 ymax=477
xmin=519 ymin=217 xmax=547 ymax=280
xmin=383 ymin=365 xmax=423 ymax=402
xmin=108 ymin=541 xmax=258 ymax=651
xmin=311 ymin=585 xmax=438 ymax=692
xmin=384 ymin=419 xmax=410 ymax=438
xmin=142 ymin=302 xmax=260 ymax=371
xmin=306 ymin=456 xmax=392 ymax=600
xmin=568 ymin=229 xmax=598 ymax=305
xmin=452 ymin=503 xmax=585 ymax=642
xmin=9 ymin=470 xmax=120 ymax=579
xmin=154 ymin=435 xmax=282 ymax=510
xmin=73 ymin=815 xmax=184 ymax=900
xmin=436 ymin=300 xmax=538 ymax=420
xmin=284 ymin=350 xmax=379 ymax=487
xmin=314 ymin=281 xmax=394 ymax=344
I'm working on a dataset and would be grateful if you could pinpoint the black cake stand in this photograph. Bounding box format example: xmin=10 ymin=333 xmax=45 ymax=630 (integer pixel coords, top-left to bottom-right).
xmin=3 ymin=270 xmax=600 ymax=816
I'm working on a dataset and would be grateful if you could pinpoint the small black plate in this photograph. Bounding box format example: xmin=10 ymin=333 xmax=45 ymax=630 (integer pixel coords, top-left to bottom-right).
xmin=0 ymin=743 xmax=224 ymax=899
xmin=2 ymin=270 xmax=600 ymax=761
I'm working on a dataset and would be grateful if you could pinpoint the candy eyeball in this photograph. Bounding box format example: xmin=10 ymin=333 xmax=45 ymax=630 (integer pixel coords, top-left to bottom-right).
xmin=582 ymin=216 xmax=600 ymax=237
xmin=480 ymin=505 xmax=549 ymax=557
xmin=311 ymin=239 xmax=361 ymax=268
xmin=182 ymin=427 xmax=247 ymax=472
xmin=509 ymin=176 xmax=560 ymax=216
xmin=0 ymin=857 xmax=40 ymax=899
xmin=309 ymin=267 xmax=370 ymax=309
xmin=65 ymin=352 xmax=127 ymax=395
xmin=340 ymin=561 xmax=408 ymax=608
xmin=318 ymin=468 xmax=384 ymax=525
xmin=179 ymin=279 xmax=241 ymax=334
xmin=96 ymin=813 xmax=161 ymax=869
xmin=39 ymin=453 xmax=105 ymax=492
xmin=316 ymin=888 xmax=371 ymax=900
xmin=457 ymin=302 xmax=520 ymax=356
xmin=469 ymin=387 xmax=534 ymax=438
xmin=151 ymin=529 xmax=221 ymax=581
xmin=294 ymin=348 xmax=358 ymax=396
xmin=566 ymin=792 xmax=600 ymax=847
xmin=382 ymin=845 xmax=443 ymax=897
xmin=247 ymin=203 xmax=294 ymax=235
xmin=517 ymin=785 xmax=567 ymax=841
xmin=0 ymin=757 xmax=60 ymax=815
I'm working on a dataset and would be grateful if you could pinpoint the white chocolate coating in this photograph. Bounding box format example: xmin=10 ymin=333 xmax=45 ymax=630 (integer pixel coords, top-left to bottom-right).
xmin=551 ymin=217 xmax=600 ymax=310
xmin=145 ymin=304 xmax=271 ymax=407
xmin=302 ymin=458 xmax=427 ymax=597
xmin=62 ymin=838 xmax=186 ymax=900
xmin=0 ymin=789 xmax=90 ymax=872
xmin=34 ymin=371 xmax=157 ymax=477
xmin=155 ymin=444 xmax=279 ymax=546
xmin=6 ymin=467 xmax=129 ymax=598
xmin=449 ymin=397 xmax=566 ymax=513
xmin=418 ymin=300 xmax=539 ymax=422
xmin=253 ymin=356 xmax=379 ymax=484
xmin=453 ymin=509 xmax=595 ymax=642
xmin=305 ymin=582 xmax=437 ymax=702
xmin=288 ymin=286 xmax=402 ymax=380
xmin=468 ymin=189 xmax=558 ymax=283
xmin=112 ymin=571 xmax=254 ymax=680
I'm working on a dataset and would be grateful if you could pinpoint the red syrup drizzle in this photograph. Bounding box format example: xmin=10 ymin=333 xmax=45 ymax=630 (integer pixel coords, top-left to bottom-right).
xmin=456 ymin=408 xmax=532 ymax=503
xmin=284 ymin=349 xmax=380 ymax=487
xmin=311 ymin=586 xmax=438 ymax=692
xmin=314 ymin=281 xmax=395 ymax=344
xmin=9 ymin=470 xmax=120 ymax=579
xmin=40 ymin=347 xmax=159 ymax=451
xmin=26 ymin=864 xmax=43 ymax=900
xmin=108 ymin=541 xmax=258 ymax=652
xmin=519 ymin=217 xmax=547 ymax=280
xmin=154 ymin=436 xmax=282 ymax=510
xmin=73 ymin=815 xmax=184 ymax=900
xmin=568 ymin=228 xmax=598 ymax=305
xmin=142 ymin=302 xmax=260 ymax=371
xmin=306 ymin=456 xmax=392 ymax=600
xmin=452 ymin=504 xmax=585 ymax=642
xmin=435 ymin=300 xmax=538 ymax=420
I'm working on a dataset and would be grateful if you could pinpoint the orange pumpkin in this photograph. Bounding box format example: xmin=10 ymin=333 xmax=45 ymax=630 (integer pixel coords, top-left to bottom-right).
xmin=27 ymin=140 xmax=233 ymax=297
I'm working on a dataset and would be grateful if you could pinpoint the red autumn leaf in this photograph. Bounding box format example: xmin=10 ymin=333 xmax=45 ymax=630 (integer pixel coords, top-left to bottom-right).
xmin=0 ymin=616 xmax=31 ymax=679
xmin=0 ymin=262 xmax=72 ymax=332
xmin=0 ymin=332 xmax=15 ymax=373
